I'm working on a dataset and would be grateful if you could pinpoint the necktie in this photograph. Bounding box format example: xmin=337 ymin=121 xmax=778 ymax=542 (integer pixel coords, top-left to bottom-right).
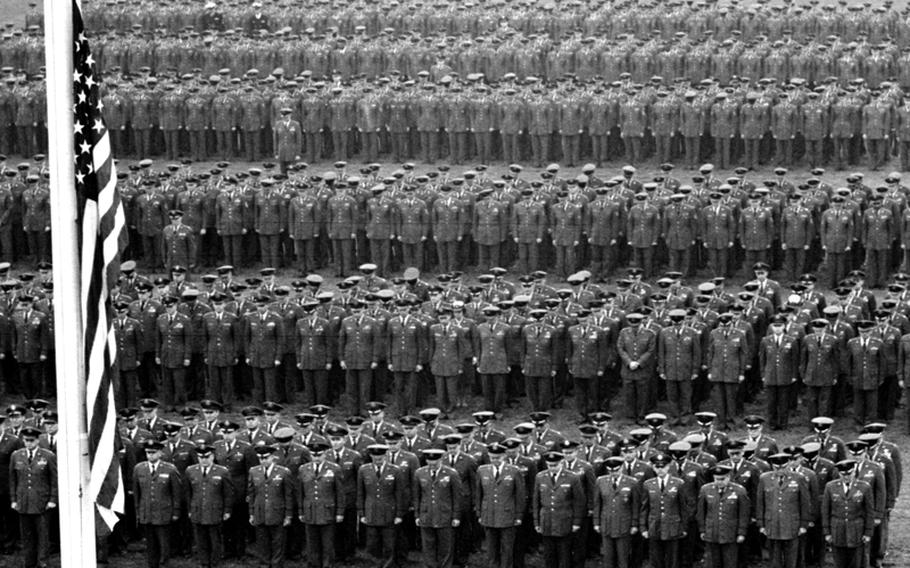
xmin=49 ymin=436 xmax=55 ymax=451
xmin=150 ymin=464 xmax=157 ymax=476
xmin=431 ymin=468 xmax=438 ymax=483
xmin=660 ymin=478 xmax=665 ymax=492
xmin=613 ymin=478 xmax=618 ymax=490
xmin=203 ymin=467 xmax=209 ymax=478
xmin=28 ymin=451 xmax=34 ymax=464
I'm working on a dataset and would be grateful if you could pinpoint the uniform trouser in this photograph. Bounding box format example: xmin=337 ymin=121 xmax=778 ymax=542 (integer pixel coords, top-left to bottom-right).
xmin=684 ymin=136 xmax=700 ymax=167
xmin=783 ymin=248 xmax=807 ymax=282
xmin=666 ymin=380 xmax=692 ymax=421
xmin=304 ymin=523 xmax=334 ymax=568
xmin=240 ymin=129 xmax=259 ymax=161
xmin=477 ymin=243 xmax=501 ymax=270
xmin=393 ymin=370 xmax=419 ymax=415
xmin=345 ymin=368 xmax=373 ymax=413
xmin=421 ymin=527 xmax=454 ymax=568
xmin=711 ymin=382 xmax=738 ymax=426
xmin=484 ymin=526 xmax=515 ymax=568
xmin=163 ymin=129 xmax=179 ymax=160
xmin=541 ymin=535 xmax=572 ymax=568
xmin=775 ymin=138 xmax=793 ymax=165
xmin=826 ymin=252 xmax=849 ymax=289
xmin=766 ymin=384 xmax=791 ymax=429
xmin=215 ymin=130 xmax=233 ymax=160
xmin=331 ymin=130 xmax=348 ymax=160
xmin=623 ymin=136 xmax=642 ymax=164
xmin=302 ymin=369 xmax=329 ymax=406
xmin=572 ymin=375 xmax=597 ymax=418
xmin=475 ymin=131 xmax=493 ymax=164
xmin=602 ymin=535 xmax=632 ymax=568
xmin=332 ymin=238 xmax=354 ymax=276
xmin=555 ymin=245 xmax=576 ymax=278
xmin=706 ymin=247 xmax=730 ymax=278
xmin=561 ymin=134 xmax=580 ymax=166
xmin=399 ymin=242 xmax=423 ymax=271
xmin=832 ymin=545 xmax=863 ymax=568
xmin=865 ymin=248 xmax=890 ymax=287
xmin=531 ymin=134 xmax=550 ymax=166
xmin=867 ymin=138 xmax=887 ymax=168
xmin=293 ymin=239 xmax=317 ymax=273
xmin=434 ymin=374 xmax=458 ymax=413
xmin=743 ymin=138 xmax=761 ymax=169
xmin=160 ymin=366 xmax=186 ymax=407
xmin=871 ymin=513 xmax=888 ymax=566
xmin=448 ymin=132 xmax=467 ymax=164
xmin=480 ymin=373 xmax=507 ymax=413
xmin=805 ymin=139 xmax=823 ymax=167
xmin=704 ymin=542 xmax=738 ymax=568
xmin=304 ymin=132 xmax=322 ymax=163
xmin=714 ymin=137 xmax=732 ymax=169
xmin=141 ymin=235 xmax=160 ymax=268
xmin=517 ymin=242 xmax=540 ymax=275
xmin=255 ymin=524 xmax=286 ymax=568
xmin=805 ymin=385 xmax=833 ymax=419
xmin=205 ymin=365 xmax=234 ymax=404
xmin=335 ymin=505 xmax=357 ymax=559
xmin=19 ymin=512 xmax=49 ymax=568
xmin=834 ymin=137 xmax=850 ymax=168
xmin=369 ymin=238 xmax=392 ymax=276
xmin=623 ymin=378 xmax=650 ymax=420
xmin=901 ymin=141 xmax=910 ymax=171
xmin=259 ymin=234 xmax=280 ymax=268
xmin=390 ymin=131 xmax=409 ymax=162
xmin=220 ymin=234 xmax=242 ymax=268
xmin=436 ymin=240 xmax=458 ymax=273
xmin=0 ymin=227 xmax=11 ymax=263
xmin=26 ymin=230 xmax=48 ymax=262
xmin=419 ymin=131 xmax=438 ymax=162
xmin=117 ymin=368 xmax=139 ymax=409
xmin=16 ymin=125 xmax=33 ymax=157
xmin=502 ymin=134 xmax=519 ymax=164
xmin=653 ymin=134 xmax=671 ymax=164
xmin=743 ymin=249 xmax=769 ymax=273
xmin=193 ymin=523 xmax=223 ymax=568
xmin=668 ymin=248 xmax=692 ymax=277
xmin=142 ymin=524 xmax=171 ymax=568
xmin=222 ymin=503 xmax=248 ymax=558
xmin=768 ymin=538 xmax=798 ymax=568
xmin=632 ymin=247 xmax=654 ymax=278
xmin=361 ymin=131 xmax=379 ymax=161
xmin=650 ymin=538 xmax=680 ymax=568
xmin=526 ymin=375 xmax=554 ymax=411
xmin=251 ymin=366 xmax=277 ymax=403
xmin=591 ymin=134 xmax=609 ymax=165
xmin=17 ymin=361 xmax=43 ymax=399
xmin=854 ymin=387 xmax=878 ymax=425
xmin=365 ymin=525 xmax=396 ymax=567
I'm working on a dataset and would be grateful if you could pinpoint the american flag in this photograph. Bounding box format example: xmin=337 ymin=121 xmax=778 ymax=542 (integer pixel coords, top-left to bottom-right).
xmin=73 ymin=0 xmax=126 ymax=531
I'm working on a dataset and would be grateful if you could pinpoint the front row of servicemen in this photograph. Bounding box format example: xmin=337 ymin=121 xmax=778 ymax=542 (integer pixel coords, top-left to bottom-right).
xmin=1 ymin=399 xmax=901 ymax=568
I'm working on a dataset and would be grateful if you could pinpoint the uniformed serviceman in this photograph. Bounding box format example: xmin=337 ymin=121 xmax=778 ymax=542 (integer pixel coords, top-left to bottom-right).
xmin=10 ymin=426 xmax=56 ymax=568
xmin=697 ymin=464 xmax=749 ymax=568
xmin=295 ymin=440 xmax=343 ymax=568
xmin=201 ymin=293 xmax=239 ymax=406
xmin=133 ymin=440 xmax=182 ymax=568
xmin=155 ymin=295 xmax=191 ymax=409
xmin=247 ymin=445 xmax=293 ymax=568
xmin=759 ymin=315 xmax=801 ymax=430
xmin=184 ymin=444 xmax=233 ymax=568
xmin=848 ymin=321 xmax=886 ymax=426
xmin=822 ymin=459 xmax=875 ymax=568
xmin=357 ymin=443 xmax=408 ymax=567
xmin=415 ymin=447 xmax=462 ymax=568
xmin=641 ymin=453 xmax=692 ymax=568
xmin=243 ymin=294 xmax=286 ymax=403
xmin=756 ymin=452 xmax=811 ymax=568
xmin=617 ymin=313 xmax=657 ymax=422
xmin=706 ymin=313 xmax=748 ymax=429
xmin=474 ymin=442 xmax=526 ymax=568
xmin=273 ymin=107 xmax=301 ymax=175
xmin=658 ymin=308 xmax=701 ymax=425
xmin=533 ymin=451 xmax=584 ymax=568
xmin=162 ymin=209 xmax=196 ymax=273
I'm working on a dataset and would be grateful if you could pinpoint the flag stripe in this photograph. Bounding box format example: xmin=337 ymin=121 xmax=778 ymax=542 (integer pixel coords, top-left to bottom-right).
xmin=73 ymin=0 xmax=124 ymax=530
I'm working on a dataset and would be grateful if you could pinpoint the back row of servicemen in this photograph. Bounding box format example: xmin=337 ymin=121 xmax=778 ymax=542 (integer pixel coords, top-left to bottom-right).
xmin=12 ymin=397 xmax=902 ymax=568
xmin=12 ymin=26 xmax=910 ymax=87
xmin=98 ymin=254 xmax=910 ymax=429
xmin=6 ymin=68 xmax=910 ymax=170
xmin=75 ymin=0 xmax=910 ymax=45
xmin=91 ymin=158 xmax=910 ymax=287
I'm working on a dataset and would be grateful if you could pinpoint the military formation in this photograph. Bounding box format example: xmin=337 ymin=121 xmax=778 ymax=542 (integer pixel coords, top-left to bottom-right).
xmin=8 ymin=1 xmax=910 ymax=169
xmin=0 ymin=398 xmax=901 ymax=568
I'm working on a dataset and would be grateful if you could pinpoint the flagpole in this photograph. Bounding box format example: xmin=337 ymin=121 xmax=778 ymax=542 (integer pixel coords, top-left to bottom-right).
xmin=44 ymin=0 xmax=98 ymax=566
